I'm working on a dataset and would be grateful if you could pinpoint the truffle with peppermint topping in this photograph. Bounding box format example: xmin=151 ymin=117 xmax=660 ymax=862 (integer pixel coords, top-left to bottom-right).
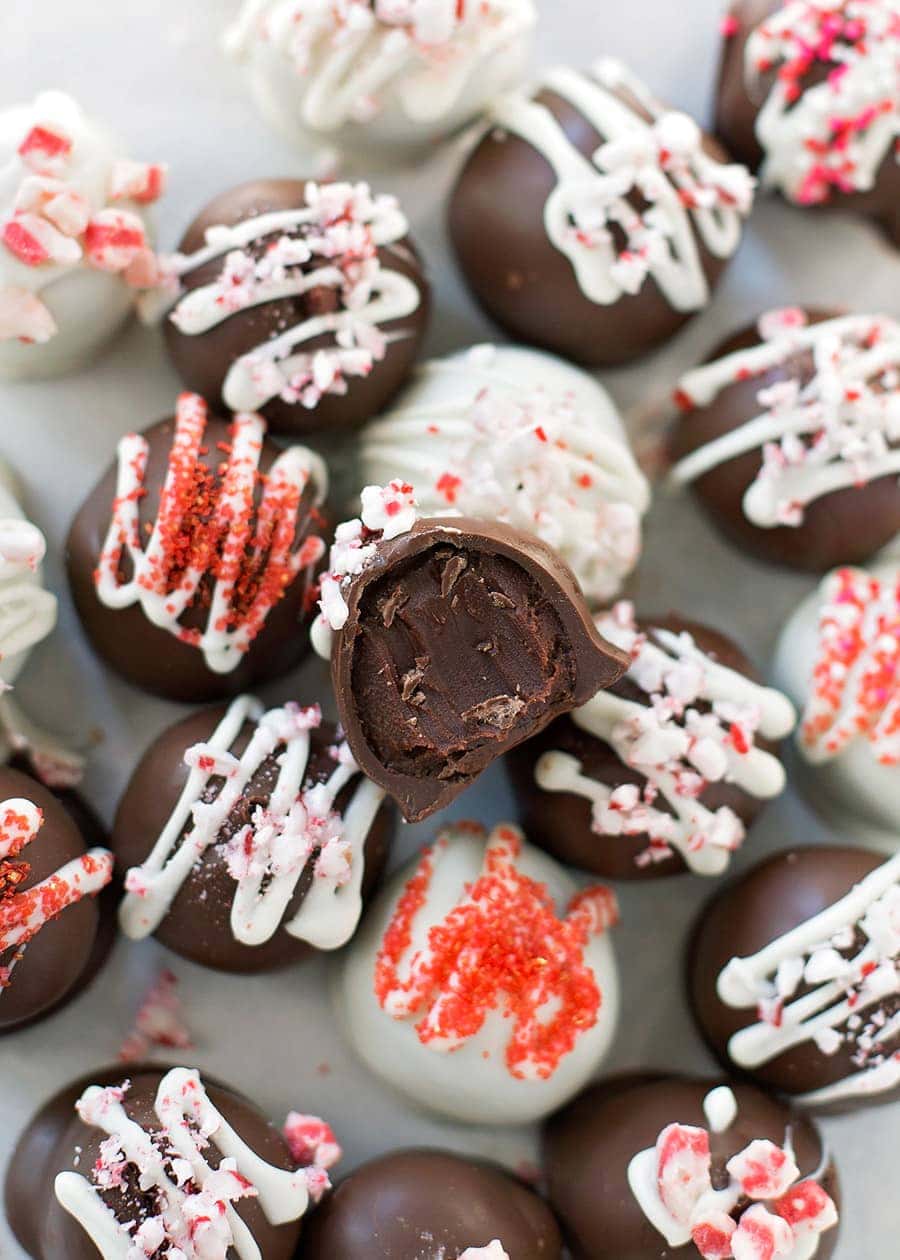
xmin=716 ymin=0 xmax=900 ymax=244
xmin=302 ymin=1149 xmax=561 ymax=1259
xmin=146 ymin=178 xmax=430 ymax=435
xmin=543 ymin=1076 xmax=839 ymax=1259
xmin=6 ymin=1064 xmax=336 ymax=1259
xmin=0 ymin=90 xmax=165 ymax=380
xmin=449 ymin=58 xmax=754 ymax=366
xmin=668 ymin=308 xmax=900 ymax=570
xmin=689 ymin=845 xmax=900 ymax=1109
xmin=112 ymin=695 xmax=394 ymax=973
xmin=335 ymin=821 xmax=620 ymax=1125
xmin=774 ymin=562 xmax=900 ymax=833
xmin=508 ymin=606 xmax=796 ymax=881
xmin=66 ymin=394 xmax=329 ymax=702
xmin=312 ymin=481 xmax=629 ymax=822
xmin=0 ymin=767 xmax=114 ymax=1034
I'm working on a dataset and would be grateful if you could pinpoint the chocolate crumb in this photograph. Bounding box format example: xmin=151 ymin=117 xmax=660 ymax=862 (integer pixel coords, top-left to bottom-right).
xmin=440 ymin=553 xmax=469 ymax=598
xmin=462 ymin=694 xmax=526 ymax=729
xmin=490 ymin=591 xmax=516 ymax=609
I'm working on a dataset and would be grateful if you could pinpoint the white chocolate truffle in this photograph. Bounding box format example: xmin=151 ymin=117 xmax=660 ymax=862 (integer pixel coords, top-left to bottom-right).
xmin=360 ymin=344 xmax=651 ymax=604
xmin=774 ymin=562 xmax=900 ymax=835
xmin=225 ymin=0 xmax=537 ymax=160
xmin=335 ymin=822 xmax=620 ymax=1125
xmin=0 ymin=91 xmax=164 ymax=380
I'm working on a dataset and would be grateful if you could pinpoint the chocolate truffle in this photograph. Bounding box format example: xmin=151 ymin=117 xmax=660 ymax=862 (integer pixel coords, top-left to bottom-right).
xmin=449 ymin=57 xmax=754 ymax=367
xmin=509 ymin=602 xmax=796 ymax=881
xmin=6 ymin=1064 xmax=331 ymax=1259
xmin=67 ymin=392 xmax=328 ymax=702
xmin=716 ymin=0 xmax=900 ymax=244
xmin=335 ymin=820 xmax=620 ymax=1125
xmin=0 ymin=767 xmax=113 ymax=1033
xmin=774 ymin=563 xmax=900 ymax=833
xmin=668 ymin=308 xmax=900 ymax=570
xmin=147 ymin=179 xmax=430 ymax=436
xmin=302 ymin=1149 xmax=562 ymax=1259
xmin=689 ymin=845 xmax=900 ymax=1109
xmin=115 ymin=694 xmax=394 ymax=973
xmin=543 ymin=1076 xmax=839 ymax=1260
xmin=359 ymin=343 xmax=651 ymax=606
xmin=0 ymin=90 xmax=164 ymax=379
xmin=225 ymin=0 xmax=537 ymax=161
xmin=312 ymin=482 xmax=629 ymax=822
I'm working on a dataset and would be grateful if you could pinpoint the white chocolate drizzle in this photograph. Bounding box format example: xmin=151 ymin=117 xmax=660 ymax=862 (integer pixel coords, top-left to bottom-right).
xmin=535 ymin=602 xmax=795 ymax=875
xmin=120 ymin=695 xmax=385 ymax=951
xmin=94 ymin=392 xmax=327 ymax=676
xmin=54 ymin=1068 xmax=311 ymax=1259
xmin=670 ymin=309 xmax=900 ymax=528
xmin=144 ymin=181 xmax=421 ymax=414
xmin=717 ymin=847 xmax=900 ymax=1106
xmin=459 ymin=1244 xmax=509 ymax=1260
xmin=742 ymin=0 xmax=900 ymax=206
xmin=486 ymin=58 xmax=754 ymax=311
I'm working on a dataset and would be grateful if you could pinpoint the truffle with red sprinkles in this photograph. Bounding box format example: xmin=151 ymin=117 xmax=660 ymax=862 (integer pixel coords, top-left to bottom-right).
xmin=542 ymin=1076 xmax=839 ymax=1259
xmin=335 ymin=820 xmax=620 ymax=1125
xmin=312 ymin=481 xmax=629 ymax=823
xmin=302 ymin=1148 xmax=562 ymax=1259
xmin=668 ymin=308 xmax=900 ymax=571
xmin=716 ymin=0 xmax=900 ymax=243
xmin=5 ymin=1064 xmax=337 ymax=1259
xmin=66 ymin=393 xmax=329 ymax=702
xmin=0 ymin=766 xmax=113 ymax=1034
xmin=143 ymin=179 xmax=430 ymax=436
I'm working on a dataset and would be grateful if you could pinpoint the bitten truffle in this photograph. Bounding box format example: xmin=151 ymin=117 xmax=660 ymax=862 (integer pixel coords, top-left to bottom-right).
xmin=67 ymin=393 xmax=328 ymax=702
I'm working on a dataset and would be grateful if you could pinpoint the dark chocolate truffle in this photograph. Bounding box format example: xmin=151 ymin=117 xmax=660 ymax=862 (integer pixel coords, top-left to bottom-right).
xmin=0 ymin=767 xmax=113 ymax=1034
xmin=543 ymin=1076 xmax=840 ymax=1260
xmin=302 ymin=1148 xmax=562 ymax=1259
xmin=152 ymin=178 xmax=430 ymax=436
xmin=716 ymin=0 xmax=900 ymax=244
xmin=689 ymin=845 xmax=900 ymax=1109
xmin=6 ymin=1065 xmax=318 ymax=1259
xmin=668 ymin=308 xmax=900 ymax=570
xmin=312 ymin=484 xmax=629 ymax=822
xmin=67 ymin=392 xmax=328 ymax=703
xmin=114 ymin=694 xmax=394 ymax=973
xmin=508 ymin=604 xmax=796 ymax=880
xmin=449 ymin=58 xmax=754 ymax=367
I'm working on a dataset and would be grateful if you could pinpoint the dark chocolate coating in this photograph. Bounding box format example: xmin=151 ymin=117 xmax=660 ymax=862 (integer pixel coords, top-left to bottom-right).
xmin=689 ymin=845 xmax=897 ymax=1105
xmin=67 ymin=412 xmax=326 ymax=702
xmin=508 ymin=616 xmax=775 ymax=880
xmin=716 ymin=1 xmax=900 ymax=245
xmin=449 ymin=80 xmax=734 ymax=367
xmin=330 ymin=517 xmax=629 ymax=822
xmin=669 ymin=310 xmax=900 ymax=570
xmin=302 ymin=1148 xmax=562 ymax=1259
xmin=6 ymin=1065 xmax=302 ymax=1260
xmin=163 ymin=179 xmax=431 ymax=436
xmin=543 ymin=1075 xmax=839 ymax=1260
xmin=113 ymin=703 xmax=394 ymax=973
xmin=0 ymin=767 xmax=112 ymax=1034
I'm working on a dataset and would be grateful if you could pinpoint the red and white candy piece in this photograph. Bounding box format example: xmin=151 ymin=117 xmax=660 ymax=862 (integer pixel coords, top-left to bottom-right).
xmin=109 ymin=160 xmax=167 ymax=205
xmin=17 ymin=124 xmax=73 ymax=176
xmin=656 ymin=1123 xmax=712 ymax=1223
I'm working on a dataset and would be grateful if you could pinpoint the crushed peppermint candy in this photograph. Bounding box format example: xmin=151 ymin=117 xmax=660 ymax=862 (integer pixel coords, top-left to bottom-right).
xmin=628 ymin=1085 xmax=838 ymax=1259
xmin=374 ymin=822 xmax=617 ymax=1081
xmin=802 ymin=566 xmax=900 ymax=766
xmin=119 ymin=968 xmax=193 ymax=1062
xmin=283 ymin=1112 xmax=342 ymax=1200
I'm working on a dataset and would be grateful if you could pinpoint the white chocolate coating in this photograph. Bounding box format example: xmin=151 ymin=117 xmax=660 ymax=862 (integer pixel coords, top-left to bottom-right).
xmin=226 ymin=0 xmax=536 ymax=158
xmin=774 ymin=562 xmax=900 ymax=834
xmin=0 ymin=91 xmax=160 ymax=379
xmin=359 ymin=344 xmax=650 ymax=605
xmin=335 ymin=824 xmax=619 ymax=1125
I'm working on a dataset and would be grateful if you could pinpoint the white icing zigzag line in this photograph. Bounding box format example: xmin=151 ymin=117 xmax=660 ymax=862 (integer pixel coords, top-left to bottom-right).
xmin=488 ymin=58 xmax=753 ymax=311
xmin=718 ymin=850 xmax=900 ymax=1106
xmin=535 ymin=604 xmax=795 ymax=875
xmin=120 ymin=695 xmax=385 ymax=950
xmin=0 ymin=516 xmax=56 ymax=660
xmin=670 ymin=311 xmax=900 ymax=528
xmin=94 ymin=393 xmax=326 ymax=676
xmin=54 ymin=1068 xmax=310 ymax=1260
